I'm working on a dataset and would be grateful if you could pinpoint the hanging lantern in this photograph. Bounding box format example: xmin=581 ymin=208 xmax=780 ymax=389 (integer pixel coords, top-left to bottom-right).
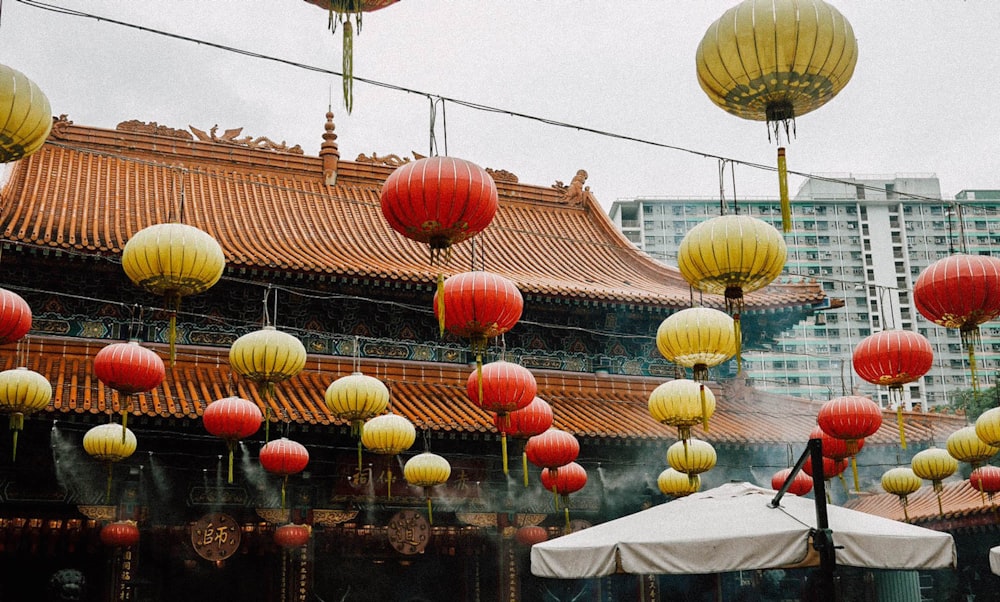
xmin=0 ymin=63 xmax=53 ymax=163
xmin=976 ymin=407 xmax=1000 ymax=448
xmin=229 ymin=326 xmax=307 ymax=443
xmin=969 ymin=465 xmax=1000 ymax=506
xmin=360 ymin=413 xmax=415 ymax=499
xmin=94 ymin=340 xmax=165 ymax=441
xmin=514 ymin=525 xmax=549 ymax=547
xmin=100 ymin=521 xmax=140 ymax=548
xmin=648 ymin=379 xmax=716 ymax=447
xmin=881 ymin=467 xmax=923 ymax=523
xmin=852 ymin=330 xmax=933 ymax=449
xmin=273 ymin=523 xmax=311 ymax=549
xmin=83 ymin=423 xmax=138 ymax=503
xmin=494 ymin=396 xmax=553 ymax=487
xmin=540 ymin=461 xmax=587 ymax=528
xmin=318 ymin=0 xmax=400 ymax=113
xmin=325 ymin=371 xmax=390 ymax=474
xmin=435 ymin=270 xmax=522 ymax=363
xmin=803 ymin=452 xmax=849 ymax=497
xmin=809 ymin=425 xmax=859 ymax=463
xmin=121 ymin=223 xmax=225 ymax=364
xmin=380 ymin=156 xmax=498 ymax=266
xmin=771 ymin=468 xmax=812 ymax=497
xmin=259 ymin=437 xmax=309 ymax=509
xmin=525 ymin=428 xmax=580 ymax=477
xmin=467 ymin=360 xmax=536 ymax=475
xmin=816 ymin=396 xmax=882 ymax=457
xmin=202 ymin=396 xmax=263 ymax=484
xmin=911 ymin=447 xmax=958 ymax=517
xmin=666 ymin=438 xmax=717 ymax=486
xmin=946 ymin=425 xmax=999 ymax=469
xmin=657 ymin=468 xmax=701 ymax=498
xmin=677 ymin=215 xmax=787 ymax=367
xmin=0 ymin=288 xmax=32 ymax=344
xmin=0 ymin=366 xmax=52 ymax=461
xmin=914 ymin=254 xmax=1000 ymax=390
xmin=403 ymin=452 xmax=451 ymax=524
xmin=655 ymin=307 xmax=736 ymax=381
xmin=696 ymin=0 xmax=858 ymax=231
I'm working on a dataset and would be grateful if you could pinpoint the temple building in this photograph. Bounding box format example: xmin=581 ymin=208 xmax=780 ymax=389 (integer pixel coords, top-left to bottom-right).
xmin=0 ymin=114 xmax=970 ymax=601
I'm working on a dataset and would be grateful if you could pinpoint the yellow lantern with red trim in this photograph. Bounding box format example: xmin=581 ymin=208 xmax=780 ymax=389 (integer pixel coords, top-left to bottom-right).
xmin=403 ymin=452 xmax=451 ymax=524
xmin=0 ymin=366 xmax=52 ymax=461
xmin=911 ymin=447 xmax=957 ymax=517
xmin=648 ymin=379 xmax=716 ymax=447
xmin=229 ymin=326 xmax=306 ymax=443
xmin=655 ymin=307 xmax=736 ymax=381
xmin=361 ymin=413 xmax=415 ymax=499
xmin=881 ymin=467 xmax=922 ymax=523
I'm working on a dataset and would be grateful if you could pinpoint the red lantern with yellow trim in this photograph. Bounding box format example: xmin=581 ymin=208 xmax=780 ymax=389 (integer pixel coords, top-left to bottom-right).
xmin=468 ymin=360 xmax=536 ymax=475
xmin=914 ymin=254 xmax=1000 ymax=390
xmin=202 ymin=396 xmax=263 ymax=484
xmin=515 ymin=525 xmax=548 ymax=547
xmin=0 ymin=288 xmax=31 ymax=344
xmin=100 ymin=521 xmax=140 ymax=548
xmin=771 ymin=468 xmax=812 ymax=497
xmin=540 ymin=461 xmax=587 ymax=529
xmin=970 ymin=465 xmax=1000 ymax=502
xmin=273 ymin=523 xmax=311 ymax=549
xmin=435 ymin=271 xmax=522 ymax=357
xmin=94 ymin=340 xmax=165 ymax=441
xmin=526 ymin=428 xmax=579 ymax=477
xmin=259 ymin=438 xmax=309 ymax=509
xmin=494 ymin=397 xmax=553 ymax=487
xmin=817 ymin=396 xmax=882 ymax=458
xmin=852 ymin=329 xmax=933 ymax=449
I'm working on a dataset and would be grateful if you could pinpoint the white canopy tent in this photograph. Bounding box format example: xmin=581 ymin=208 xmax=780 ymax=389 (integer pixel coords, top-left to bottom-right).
xmin=531 ymin=482 xmax=956 ymax=579
xmin=990 ymin=546 xmax=1000 ymax=576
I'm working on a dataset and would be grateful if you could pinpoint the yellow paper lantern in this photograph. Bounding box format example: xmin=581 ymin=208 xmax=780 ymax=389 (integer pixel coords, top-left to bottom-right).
xmin=975 ymin=407 xmax=1000 ymax=448
xmin=0 ymin=366 xmax=52 ymax=461
xmin=696 ymin=0 xmax=858 ymax=231
xmin=656 ymin=307 xmax=736 ymax=381
xmin=122 ymin=223 xmax=225 ymax=363
xmin=657 ymin=468 xmax=701 ymax=498
xmin=666 ymin=437 xmax=717 ymax=483
xmin=229 ymin=326 xmax=306 ymax=442
xmin=404 ymin=451 xmax=451 ymax=524
xmin=946 ymin=425 xmax=999 ymax=468
xmin=361 ymin=413 xmax=416 ymax=499
xmin=911 ymin=447 xmax=958 ymax=517
xmin=648 ymin=379 xmax=716 ymax=444
xmin=324 ymin=371 xmax=390 ymax=436
xmin=880 ymin=466 xmax=922 ymax=523
xmin=0 ymin=63 xmax=53 ymax=163
xmin=83 ymin=423 xmax=138 ymax=503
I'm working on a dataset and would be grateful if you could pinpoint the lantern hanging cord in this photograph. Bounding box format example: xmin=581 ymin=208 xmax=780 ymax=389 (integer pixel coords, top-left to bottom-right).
xmin=428 ymin=96 xmax=448 ymax=158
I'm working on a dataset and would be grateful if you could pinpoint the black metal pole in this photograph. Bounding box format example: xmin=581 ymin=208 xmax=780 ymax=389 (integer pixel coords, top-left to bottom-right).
xmin=771 ymin=438 xmax=836 ymax=602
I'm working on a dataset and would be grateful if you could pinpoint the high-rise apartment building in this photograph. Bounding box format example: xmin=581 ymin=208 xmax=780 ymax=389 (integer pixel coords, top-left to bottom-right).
xmin=609 ymin=176 xmax=1000 ymax=409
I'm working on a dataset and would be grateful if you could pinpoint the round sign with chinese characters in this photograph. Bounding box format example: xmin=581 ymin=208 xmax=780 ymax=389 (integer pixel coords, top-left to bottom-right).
xmin=387 ymin=509 xmax=430 ymax=555
xmin=191 ymin=512 xmax=241 ymax=561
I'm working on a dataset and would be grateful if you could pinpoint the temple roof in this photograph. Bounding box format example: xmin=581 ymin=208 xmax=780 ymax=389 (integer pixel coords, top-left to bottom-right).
xmin=0 ymin=117 xmax=825 ymax=312
xmin=845 ymin=480 xmax=996 ymax=531
xmin=13 ymin=336 xmax=965 ymax=448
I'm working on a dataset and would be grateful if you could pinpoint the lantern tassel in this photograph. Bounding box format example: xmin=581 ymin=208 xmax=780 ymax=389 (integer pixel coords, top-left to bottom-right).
xmin=897 ymin=403 xmax=908 ymax=450
xmin=9 ymin=412 xmax=23 ymax=462
xmin=967 ymin=334 xmax=980 ymax=392
xmin=281 ymin=475 xmax=288 ymax=509
xmin=733 ymin=313 xmax=743 ymax=374
xmin=778 ymin=147 xmax=791 ymax=233
xmin=427 ymin=496 xmax=434 ymax=525
xmin=501 ymin=432 xmax=509 ymax=475
xmin=699 ymin=384 xmax=709 ymax=432
xmin=552 ymin=484 xmax=559 ymax=511
xmin=837 ymin=473 xmax=848 ymax=497
xmin=901 ymin=495 xmax=910 ymax=523
xmin=121 ymin=396 xmax=129 ymax=444
xmin=106 ymin=463 xmax=114 ymax=504
xmin=564 ymin=506 xmax=570 ymax=532
xmin=850 ymin=456 xmax=860 ymax=492
xmin=387 ymin=466 xmax=393 ymax=500
xmin=436 ymin=273 xmax=446 ymax=338
xmin=166 ymin=292 xmax=181 ymax=366
xmin=357 ymin=440 xmax=363 ymax=476
xmin=522 ymin=451 xmax=529 ymax=488
xmin=342 ymin=19 xmax=354 ymax=114
xmin=934 ymin=482 xmax=944 ymax=517
xmin=227 ymin=440 xmax=236 ymax=484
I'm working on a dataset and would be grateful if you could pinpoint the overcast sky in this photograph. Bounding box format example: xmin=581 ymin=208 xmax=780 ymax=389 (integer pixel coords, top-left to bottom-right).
xmin=2 ymin=1 xmax=998 ymax=209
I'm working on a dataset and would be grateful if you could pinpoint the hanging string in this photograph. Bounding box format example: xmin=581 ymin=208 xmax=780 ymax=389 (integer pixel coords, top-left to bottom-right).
xmin=352 ymin=335 xmax=360 ymax=372
xmin=731 ymin=160 xmax=739 ymax=216
xmin=428 ymin=96 xmax=448 ymax=158
xmin=261 ymin=286 xmax=273 ymax=328
xmin=717 ymin=159 xmax=727 ymax=216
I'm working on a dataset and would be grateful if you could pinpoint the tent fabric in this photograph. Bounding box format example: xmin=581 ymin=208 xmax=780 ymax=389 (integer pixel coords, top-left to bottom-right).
xmin=530 ymin=482 xmax=956 ymax=579
xmin=990 ymin=546 xmax=1000 ymax=576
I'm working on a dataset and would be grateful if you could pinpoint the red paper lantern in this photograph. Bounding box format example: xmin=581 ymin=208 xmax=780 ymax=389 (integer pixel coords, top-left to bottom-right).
xmin=817 ymin=396 xmax=882 ymax=457
xmin=203 ymin=396 xmax=263 ymax=483
xmin=970 ymin=466 xmax=1000 ymax=501
xmin=514 ymin=525 xmax=548 ymax=547
xmin=273 ymin=523 xmax=311 ymax=549
xmin=435 ymin=270 xmax=523 ymax=351
xmin=525 ymin=428 xmax=579 ymax=471
xmin=809 ymin=426 xmax=860 ymax=462
xmin=100 ymin=521 xmax=140 ymax=547
xmin=540 ymin=461 xmax=587 ymax=497
xmin=771 ymin=468 xmax=812 ymax=496
xmin=94 ymin=340 xmax=166 ymax=437
xmin=468 ymin=360 xmax=536 ymax=475
xmin=802 ymin=455 xmax=848 ymax=480
xmin=0 ymin=288 xmax=31 ymax=344
xmin=379 ymin=156 xmax=498 ymax=263
xmin=259 ymin=438 xmax=309 ymax=509
xmin=495 ymin=397 xmax=554 ymax=487
xmin=914 ymin=254 xmax=1000 ymax=389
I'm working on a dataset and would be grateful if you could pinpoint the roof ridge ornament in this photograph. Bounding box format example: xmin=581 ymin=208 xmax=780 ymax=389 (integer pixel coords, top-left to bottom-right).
xmin=188 ymin=124 xmax=304 ymax=155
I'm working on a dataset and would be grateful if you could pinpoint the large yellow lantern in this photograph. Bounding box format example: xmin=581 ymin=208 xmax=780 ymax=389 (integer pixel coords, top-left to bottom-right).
xmin=975 ymin=407 xmax=1000 ymax=448
xmin=656 ymin=307 xmax=736 ymax=381
xmin=229 ymin=326 xmax=306 ymax=442
xmin=946 ymin=425 xmax=999 ymax=469
xmin=678 ymin=215 xmax=787 ymax=365
xmin=361 ymin=413 xmax=416 ymax=498
xmin=325 ymin=371 xmax=390 ymax=436
xmin=667 ymin=437 xmax=717 ymax=486
xmin=0 ymin=366 xmax=52 ymax=461
xmin=880 ymin=466 xmax=922 ymax=523
xmin=0 ymin=63 xmax=52 ymax=163
xmin=657 ymin=468 xmax=701 ymax=498
xmin=83 ymin=423 xmax=138 ymax=502
xmin=911 ymin=447 xmax=958 ymax=516
xmin=648 ymin=379 xmax=716 ymax=445
xmin=403 ymin=452 xmax=451 ymax=523
xmin=122 ymin=223 xmax=225 ymax=363
xmin=696 ymin=0 xmax=858 ymax=231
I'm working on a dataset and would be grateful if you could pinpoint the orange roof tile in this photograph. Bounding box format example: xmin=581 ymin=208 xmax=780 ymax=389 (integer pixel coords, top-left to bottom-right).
xmin=846 ymin=480 xmax=999 ymax=530
xmin=11 ymin=336 xmax=964 ymax=447
xmin=0 ymin=119 xmax=825 ymax=312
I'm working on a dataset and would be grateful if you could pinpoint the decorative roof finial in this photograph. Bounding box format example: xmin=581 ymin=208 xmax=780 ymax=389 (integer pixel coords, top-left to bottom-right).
xmin=320 ymin=109 xmax=340 ymax=186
